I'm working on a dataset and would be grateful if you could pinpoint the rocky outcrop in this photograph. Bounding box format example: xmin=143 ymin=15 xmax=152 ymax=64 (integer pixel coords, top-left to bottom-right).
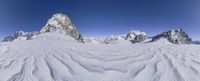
xmin=125 ymin=30 xmax=148 ymax=43
xmin=152 ymin=29 xmax=192 ymax=44
xmin=125 ymin=30 xmax=147 ymax=40
xmin=131 ymin=34 xmax=148 ymax=43
xmin=40 ymin=13 xmax=84 ymax=42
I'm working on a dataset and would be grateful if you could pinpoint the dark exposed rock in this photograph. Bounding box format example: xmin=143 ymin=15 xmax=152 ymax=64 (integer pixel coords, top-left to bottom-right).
xmin=40 ymin=13 xmax=84 ymax=42
xmin=125 ymin=30 xmax=146 ymax=40
xmin=131 ymin=34 xmax=148 ymax=43
xmin=125 ymin=30 xmax=148 ymax=43
xmin=152 ymin=29 xmax=192 ymax=44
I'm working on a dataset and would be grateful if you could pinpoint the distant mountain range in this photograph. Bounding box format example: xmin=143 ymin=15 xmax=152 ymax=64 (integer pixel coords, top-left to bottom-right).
xmin=1 ymin=13 xmax=196 ymax=44
xmin=1 ymin=13 xmax=200 ymax=81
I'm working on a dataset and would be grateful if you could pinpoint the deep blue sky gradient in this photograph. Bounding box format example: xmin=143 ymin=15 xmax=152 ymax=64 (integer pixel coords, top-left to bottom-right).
xmin=0 ymin=0 xmax=200 ymax=39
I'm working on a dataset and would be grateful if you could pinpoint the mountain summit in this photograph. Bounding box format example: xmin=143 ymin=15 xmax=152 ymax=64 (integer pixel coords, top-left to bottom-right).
xmin=1 ymin=13 xmax=194 ymax=44
xmin=125 ymin=30 xmax=148 ymax=43
xmin=2 ymin=13 xmax=84 ymax=42
xmin=40 ymin=13 xmax=84 ymax=42
xmin=152 ymin=29 xmax=192 ymax=44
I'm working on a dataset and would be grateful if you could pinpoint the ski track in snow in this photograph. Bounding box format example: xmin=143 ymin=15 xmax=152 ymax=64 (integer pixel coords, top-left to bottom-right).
xmin=0 ymin=38 xmax=200 ymax=81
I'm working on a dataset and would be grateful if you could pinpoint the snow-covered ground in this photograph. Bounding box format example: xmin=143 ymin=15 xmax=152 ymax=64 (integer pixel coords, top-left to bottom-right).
xmin=0 ymin=33 xmax=200 ymax=81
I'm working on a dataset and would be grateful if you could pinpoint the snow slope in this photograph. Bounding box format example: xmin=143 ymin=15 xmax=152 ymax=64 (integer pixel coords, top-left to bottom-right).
xmin=0 ymin=33 xmax=200 ymax=81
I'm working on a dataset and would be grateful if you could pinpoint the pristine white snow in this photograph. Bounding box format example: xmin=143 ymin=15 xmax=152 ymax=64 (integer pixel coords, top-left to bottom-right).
xmin=0 ymin=33 xmax=200 ymax=81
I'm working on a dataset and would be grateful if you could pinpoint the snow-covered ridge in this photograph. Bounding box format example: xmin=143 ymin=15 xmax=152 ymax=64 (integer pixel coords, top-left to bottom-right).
xmin=83 ymin=37 xmax=105 ymax=44
xmin=125 ymin=30 xmax=148 ymax=43
xmin=103 ymin=35 xmax=127 ymax=44
xmin=40 ymin=13 xmax=84 ymax=42
xmin=152 ymin=29 xmax=192 ymax=44
xmin=83 ymin=28 xmax=193 ymax=44
xmin=1 ymin=13 xmax=194 ymax=45
xmin=1 ymin=31 xmax=40 ymax=42
xmin=84 ymin=30 xmax=148 ymax=44
xmin=0 ymin=13 xmax=200 ymax=81
xmin=125 ymin=30 xmax=147 ymax=40
xmin=2 ymin=13 xmax=84 ymax=42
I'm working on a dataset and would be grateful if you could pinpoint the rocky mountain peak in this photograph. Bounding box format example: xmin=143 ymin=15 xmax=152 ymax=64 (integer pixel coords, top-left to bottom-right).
xmin=125 ymin=30 xmax=148 ymax=43
xmin=2 ymin=13 xmax=84 ymax=42
xmin=125 ymin=30 xmax=147 ymax=40
xmin=40 ymin=13 xmax=84 ymax=42
xmin=152 ymin=29 xmax=192 ymax=44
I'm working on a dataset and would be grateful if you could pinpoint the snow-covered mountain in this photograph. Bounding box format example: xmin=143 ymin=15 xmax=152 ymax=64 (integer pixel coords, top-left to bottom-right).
xmin=1 ymin=13 xmax=200 ymax=81
xmin=102 ymin=35 xmax=127 ymax=44
xmin=1 ymin=31 xmax=40 ymax=42
xmin=125 ymin=30 xmax=147 ymax=40
xmin=2 ymin=13 xmax=84 ymax=43
xmin=83 ymin=29 xmax=194 ymax=45
xmin=84 ymin=30 xmax=148 ymax=44
xmin=125 ymin=30 xmax=148 ymax=43
xmin=1 ymin=13 xmax=194 ymax=45
xmin=152 ymin=29 xmax=192 ymax=44
xmin=41 ymin=13 xmax=84 ymax=42
xmin=83 ymin=37 xmax=104 ymax=44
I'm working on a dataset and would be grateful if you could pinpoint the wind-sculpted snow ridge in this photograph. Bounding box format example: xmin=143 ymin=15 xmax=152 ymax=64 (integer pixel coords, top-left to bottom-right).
xmin=0 ymin=33 xmax=200 ymax=81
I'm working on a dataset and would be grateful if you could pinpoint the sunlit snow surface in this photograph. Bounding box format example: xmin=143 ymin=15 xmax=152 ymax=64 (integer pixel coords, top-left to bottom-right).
xmin=0 ymin=33 xmax=200 ymax=81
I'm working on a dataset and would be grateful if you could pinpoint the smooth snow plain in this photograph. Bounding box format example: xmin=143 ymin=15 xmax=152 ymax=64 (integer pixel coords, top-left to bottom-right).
xmin=0 ymin=33 xmax=200 ymax=81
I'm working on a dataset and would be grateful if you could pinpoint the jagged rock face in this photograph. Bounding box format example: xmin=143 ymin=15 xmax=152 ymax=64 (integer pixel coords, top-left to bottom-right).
xmin=131 ymin=34 xmax=148 ymax=43
xmin=40 ymin=13 xmax=84 ymax=42
xmin=152 ymin=29 xmax=192 ymax=44
xmin=125 ymin=30 xmax=148 ymax=43
xmin=125 ymin=30 xmax=147 ymax=40
xmin=2 ymin=31 xmax=40 ymax=42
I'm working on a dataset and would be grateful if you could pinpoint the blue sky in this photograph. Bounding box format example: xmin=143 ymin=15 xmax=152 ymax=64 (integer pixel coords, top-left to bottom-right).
xmin=0 ymin=0 xmax=200 ymax=40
